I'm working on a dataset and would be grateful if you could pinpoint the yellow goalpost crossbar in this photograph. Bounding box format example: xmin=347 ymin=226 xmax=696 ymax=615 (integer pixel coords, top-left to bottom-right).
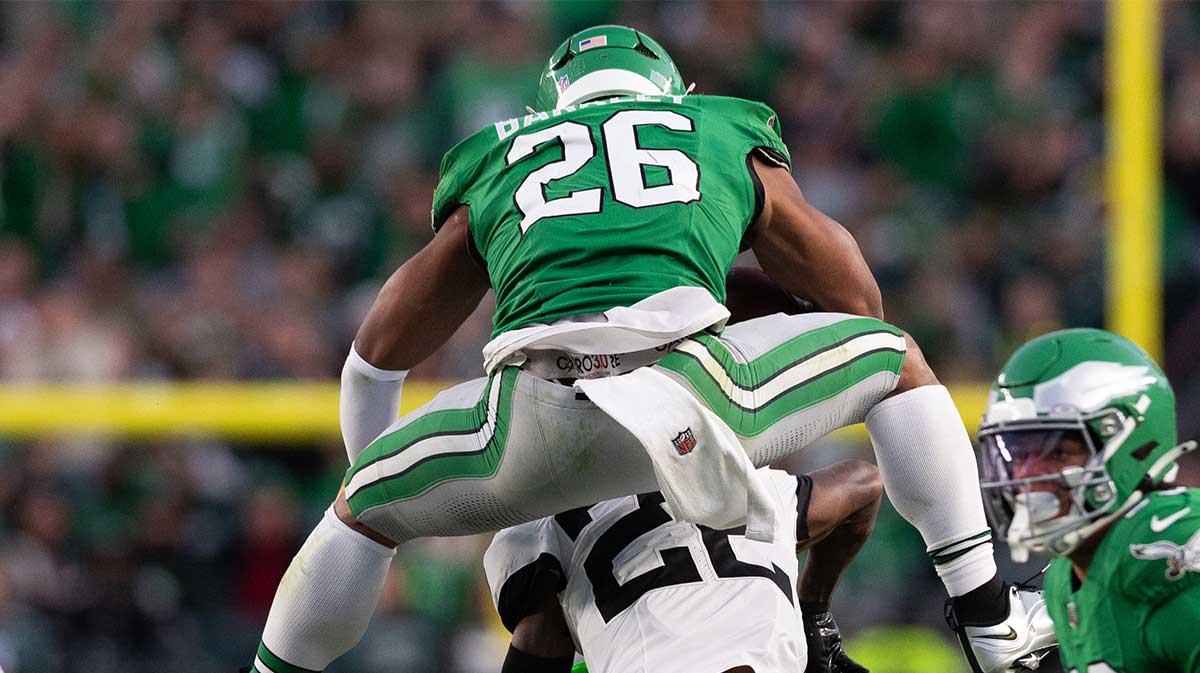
xmin=1107 ymin=0 xmax=1163 ymax=363
xmin=0 ymin=381 xmax=437 ymax=443
xmin=0 ymin=381 xmax=993 ymax=444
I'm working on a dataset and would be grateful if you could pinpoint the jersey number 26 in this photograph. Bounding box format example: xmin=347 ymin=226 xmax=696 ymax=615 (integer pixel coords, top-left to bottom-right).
xmin=505 ymin=110 xmax=701 ymax=233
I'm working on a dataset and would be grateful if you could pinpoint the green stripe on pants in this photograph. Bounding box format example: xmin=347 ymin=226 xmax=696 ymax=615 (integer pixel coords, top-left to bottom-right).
xmin=657 ymin=323 xmax=904 ymax=437
xmin=691 ymin=316 xmax=901 ymax=388
xmin=346 ymin=367 xmax=518 ymax=516
xmin=346 ymin=377 xmax=495 ymax=483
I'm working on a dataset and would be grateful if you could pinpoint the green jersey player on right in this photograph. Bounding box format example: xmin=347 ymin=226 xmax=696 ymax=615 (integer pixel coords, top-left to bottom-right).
xmin=975 ymin=328 xmax=1200 ymax=672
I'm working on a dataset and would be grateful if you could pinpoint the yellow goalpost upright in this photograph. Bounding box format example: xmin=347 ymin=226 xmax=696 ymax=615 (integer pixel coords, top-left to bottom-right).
xmin=1107 ymin=0 xmax=1163 ymax=364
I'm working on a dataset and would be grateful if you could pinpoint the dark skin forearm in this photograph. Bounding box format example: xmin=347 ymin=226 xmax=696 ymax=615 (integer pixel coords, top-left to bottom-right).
xmin=504 ymin=589 xmax=575 ymax=673
xmin=797 ymin=500 xmax=879 ymax=603
xmin=794 ymin=460 xmax=884 ymax=603
xmin=510 ymin=594 xmax=576 ymax=659
xmin=750 ymin=155 xmax=884 ymax=320
xmin=354 ymin=206 xmax=490 ymax=370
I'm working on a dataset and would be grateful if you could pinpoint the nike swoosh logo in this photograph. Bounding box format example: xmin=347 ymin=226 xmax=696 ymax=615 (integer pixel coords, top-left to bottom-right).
xmin=1150 ymin=508 xmax=1191 ymax=533
xmin=976 ymin=626 xmax=1018 ymax=641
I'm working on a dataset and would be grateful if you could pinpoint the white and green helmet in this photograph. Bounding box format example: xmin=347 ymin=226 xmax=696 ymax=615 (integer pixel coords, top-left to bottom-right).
xmin=978 ymin=328 xmax=1196 ymax=561
xmin=536 ymin=25 xmax=686 ymax=112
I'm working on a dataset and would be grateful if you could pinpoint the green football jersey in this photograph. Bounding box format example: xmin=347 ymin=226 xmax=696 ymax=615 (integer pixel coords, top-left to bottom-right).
xmin=431 ymin=94 xmax=790 ymax=337
xmin=1044 ymin=487 xmax=1200 ymax=673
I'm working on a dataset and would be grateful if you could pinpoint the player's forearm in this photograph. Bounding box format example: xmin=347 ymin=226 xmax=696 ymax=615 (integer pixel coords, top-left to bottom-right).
xmin=797 ymin=505 xmax=875 ymax=603
xmin=506 ymin=600 xmax=576 ymax=673
xmin=796 ymin=462 xmax=882 ymax=602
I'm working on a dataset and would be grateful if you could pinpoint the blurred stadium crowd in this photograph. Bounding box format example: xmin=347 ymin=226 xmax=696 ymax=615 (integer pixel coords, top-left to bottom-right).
xmin=1 ymin=2 xmax=1199 ymax=672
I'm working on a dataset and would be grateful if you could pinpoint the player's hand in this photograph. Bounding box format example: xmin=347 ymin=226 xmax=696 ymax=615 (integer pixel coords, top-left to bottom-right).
xmin=804 ymin=646 xmax=869 ymax=673
xmin=802 ymin=608 xmax=868 ymax=673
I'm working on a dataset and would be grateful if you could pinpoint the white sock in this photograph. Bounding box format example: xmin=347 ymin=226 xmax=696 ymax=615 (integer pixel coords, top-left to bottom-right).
xmin=341 ymin=344 xmax=408 ymax=463
xmin=865 ymin=385 xmax=997 ymax=597
xmin=254 ymin=508 xmax=396 ymax=672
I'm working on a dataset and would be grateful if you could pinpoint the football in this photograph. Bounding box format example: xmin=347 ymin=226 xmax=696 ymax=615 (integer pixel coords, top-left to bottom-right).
xmin=725 ymin=266 xmax=816 ymax=324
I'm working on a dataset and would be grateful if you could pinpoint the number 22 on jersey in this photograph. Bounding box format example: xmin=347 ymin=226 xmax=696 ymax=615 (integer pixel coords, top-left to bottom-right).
xmin=505 ymin=110 xmax=701 ymax=233
xmin=560 ymin=492 xmax=793 ymax=623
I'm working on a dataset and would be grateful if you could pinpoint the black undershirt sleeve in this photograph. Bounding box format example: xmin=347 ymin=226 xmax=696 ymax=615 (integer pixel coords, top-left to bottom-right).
xmin=496 ymin=553 xmax=567 ymax=633
xmin=500 ymin=645 xmax=574 ymax=673
xmin=795 ymin=473 xmax=814 ymax=543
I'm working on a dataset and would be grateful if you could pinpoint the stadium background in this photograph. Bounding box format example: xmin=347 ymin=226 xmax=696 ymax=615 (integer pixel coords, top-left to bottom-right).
xmin=1 ymin=1 xmax=1198 ymax=671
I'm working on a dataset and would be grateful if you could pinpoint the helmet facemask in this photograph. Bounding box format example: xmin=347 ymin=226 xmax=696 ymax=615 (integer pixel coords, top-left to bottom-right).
xmin=979 ymin=414 xmax=1121 ymax=562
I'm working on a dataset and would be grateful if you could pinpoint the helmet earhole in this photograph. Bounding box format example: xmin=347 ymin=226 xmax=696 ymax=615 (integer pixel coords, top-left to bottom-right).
xmin=1131 ymin=440 xmax=1158 ymax=461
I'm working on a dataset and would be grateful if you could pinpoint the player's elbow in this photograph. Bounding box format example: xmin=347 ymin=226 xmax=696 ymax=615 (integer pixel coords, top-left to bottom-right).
xmin=352 ymin=333 xmax=410 ymax=374
xmin=353 ymin=277 xmax=409 ymax=370
xmin=840 ymin=285 xmax=884 ymax=321
xmin=840 ymin=459 xmax=884 ymax=512
xmin=351 ymin=334 xmax=389 ymax=370
xmin=827 ymin=225 xmax=883 ymax=319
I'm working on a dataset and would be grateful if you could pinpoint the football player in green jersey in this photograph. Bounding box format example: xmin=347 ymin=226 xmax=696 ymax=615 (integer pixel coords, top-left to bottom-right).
xmin=247 ymin=26 xmax=1052 ymax=673
xmin=971 ymin=328 xmax=1200 ymax=672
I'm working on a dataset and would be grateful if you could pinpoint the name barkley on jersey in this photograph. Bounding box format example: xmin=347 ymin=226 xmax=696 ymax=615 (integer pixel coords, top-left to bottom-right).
xmin=494 ymin=94 xmax=688 ymax=140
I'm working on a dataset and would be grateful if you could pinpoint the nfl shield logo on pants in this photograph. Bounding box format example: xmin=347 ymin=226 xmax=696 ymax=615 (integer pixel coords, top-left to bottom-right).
xmin=672 ymin=428 xmax=697 ymax=455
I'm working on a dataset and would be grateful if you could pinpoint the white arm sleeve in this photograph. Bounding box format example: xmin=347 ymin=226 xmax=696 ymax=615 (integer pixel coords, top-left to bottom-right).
xmin=340 ymin=344 xmax=408 ymax=464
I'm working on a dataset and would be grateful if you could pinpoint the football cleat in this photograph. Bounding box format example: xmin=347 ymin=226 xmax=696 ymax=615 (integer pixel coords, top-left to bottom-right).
xmin=802 ymin=607 xmax=869 ymax=673
xmin=945 ymin=585 xmax=1057 ymax=673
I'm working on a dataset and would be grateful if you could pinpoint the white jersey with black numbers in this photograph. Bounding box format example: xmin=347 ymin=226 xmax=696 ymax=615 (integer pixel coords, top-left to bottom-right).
xmin=483 ymin=468 xmax=806 ymax=673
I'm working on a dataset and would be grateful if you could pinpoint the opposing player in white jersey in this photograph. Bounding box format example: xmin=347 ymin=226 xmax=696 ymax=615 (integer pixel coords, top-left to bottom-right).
xmin=485 ymin=460 xmax=881 ymax=673
xmin=247 ymin=25 xmax=1054 ymax=673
